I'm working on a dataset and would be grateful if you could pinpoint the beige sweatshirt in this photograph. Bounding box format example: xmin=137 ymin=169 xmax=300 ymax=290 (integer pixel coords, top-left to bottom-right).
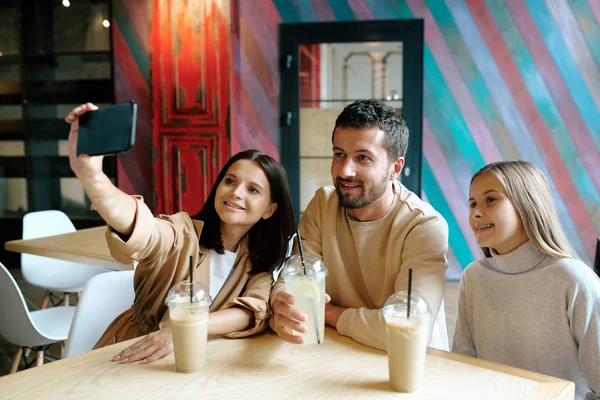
xmin=272 ymin=181 xmax=448 ymax=350
xmin=95 ymin=196 xmax=272 ymax=349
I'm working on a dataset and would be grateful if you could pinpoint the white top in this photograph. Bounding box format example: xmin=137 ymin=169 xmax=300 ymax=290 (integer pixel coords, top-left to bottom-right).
xmin=209 ymin=248 xmax=238 ymax=299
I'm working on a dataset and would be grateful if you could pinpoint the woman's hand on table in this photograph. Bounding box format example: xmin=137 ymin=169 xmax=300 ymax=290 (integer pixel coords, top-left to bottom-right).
xmin=112 ymin=325 xmax=174 ymax=364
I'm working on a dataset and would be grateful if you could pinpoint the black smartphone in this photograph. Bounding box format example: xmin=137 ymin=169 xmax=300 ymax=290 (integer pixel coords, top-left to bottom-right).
xmin=77 ymin=101 xmax=137 ymax=156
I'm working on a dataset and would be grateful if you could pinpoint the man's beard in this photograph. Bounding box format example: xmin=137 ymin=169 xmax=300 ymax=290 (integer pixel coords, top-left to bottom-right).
xmin=335 ymin=174 xmax=389 ymax=209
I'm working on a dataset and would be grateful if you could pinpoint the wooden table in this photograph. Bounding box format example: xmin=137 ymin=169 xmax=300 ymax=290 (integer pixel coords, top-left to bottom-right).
xmin=4 ymin=226 xmax=133 ymax=271
xmin=0 ymin=328 xmax=574 ymax=399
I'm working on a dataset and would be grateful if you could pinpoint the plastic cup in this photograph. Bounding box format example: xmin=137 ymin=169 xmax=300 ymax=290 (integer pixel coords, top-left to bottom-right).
xmin=282 ymin=253 xmax=328 ymax=345
xmin=381 ymin=291 xmax=432 ymax=392
xmin=165 ymin=280 xmax=212 ymax=373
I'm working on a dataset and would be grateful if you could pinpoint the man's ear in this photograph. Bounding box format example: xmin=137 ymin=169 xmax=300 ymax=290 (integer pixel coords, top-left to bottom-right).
xmin=389 ymin=157 xmax=405 ymax=180
xmin=262 ymin=202 xmax=278 ymax=220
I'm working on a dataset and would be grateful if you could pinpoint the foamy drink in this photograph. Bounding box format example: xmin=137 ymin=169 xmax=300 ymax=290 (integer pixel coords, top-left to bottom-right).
xmin=381 ymin=291 xmax=432 ymax=392
xmin=165 ymin=280 xmax=212 ymax=373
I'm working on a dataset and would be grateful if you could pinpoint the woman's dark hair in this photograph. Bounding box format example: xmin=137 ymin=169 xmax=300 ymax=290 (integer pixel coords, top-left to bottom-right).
xmin=193 ymin=149 xmax=295 ymax=274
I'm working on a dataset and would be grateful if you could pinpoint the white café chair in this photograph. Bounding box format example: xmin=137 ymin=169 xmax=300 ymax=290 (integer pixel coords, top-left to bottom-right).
xmin=0 ymin=261 xmax=76 ymax=373
xmin=22 ymin=210 xmax=110 ymax=308
xmin=64 ymin=270 xmax=135 ymax=358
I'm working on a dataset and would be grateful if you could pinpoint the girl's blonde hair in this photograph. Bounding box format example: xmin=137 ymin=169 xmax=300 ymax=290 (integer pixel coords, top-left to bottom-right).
xmin=471 ymin=161 xmax=578 ymax=259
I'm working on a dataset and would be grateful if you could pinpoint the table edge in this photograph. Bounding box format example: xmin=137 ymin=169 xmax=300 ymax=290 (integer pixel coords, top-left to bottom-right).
xmin=427 ymin=348 xmax=574 ymax=385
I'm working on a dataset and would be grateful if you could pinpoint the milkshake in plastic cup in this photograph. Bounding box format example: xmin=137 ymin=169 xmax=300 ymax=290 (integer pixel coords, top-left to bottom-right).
xmin=381 ymin=291 xmax=432 ymax=392
xmin=165 ymin=280 xmax=212 ymax=373
xmin=282 ymin=253 xmax=328 ymax=345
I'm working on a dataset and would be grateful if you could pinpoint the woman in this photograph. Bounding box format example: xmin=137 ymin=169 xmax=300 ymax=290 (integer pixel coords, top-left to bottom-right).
xmin=66 ymin=103 xmax=295 ymax=364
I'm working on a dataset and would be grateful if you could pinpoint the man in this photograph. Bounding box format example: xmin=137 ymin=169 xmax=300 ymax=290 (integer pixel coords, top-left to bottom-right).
xmin=270 ymin=99 xmax=449 ymax=350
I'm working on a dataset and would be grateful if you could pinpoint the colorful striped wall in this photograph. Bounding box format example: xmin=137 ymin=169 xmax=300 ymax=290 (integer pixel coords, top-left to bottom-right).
xmin=233 ymin=0 xmax=600 ymax=278
xmin=112 ymin=0 xmax=155 ymax=211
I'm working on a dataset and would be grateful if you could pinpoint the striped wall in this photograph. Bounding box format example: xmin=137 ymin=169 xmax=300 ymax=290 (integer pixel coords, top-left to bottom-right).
xmin=233 ymin=0 xmax=600 ymax=278
xmin=112 ymin=0 xmax=155 ymax=211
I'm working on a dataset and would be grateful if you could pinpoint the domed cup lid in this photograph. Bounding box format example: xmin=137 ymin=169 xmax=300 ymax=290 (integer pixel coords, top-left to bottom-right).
xmin=165 ymin=280 xmax=212 ymax=308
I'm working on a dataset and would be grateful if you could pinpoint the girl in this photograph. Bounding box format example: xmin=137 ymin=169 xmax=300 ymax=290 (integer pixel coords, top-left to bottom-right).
xmin=66 ymin=103 xmax=295 ymax=364
xmin=453 ymin=161 xmax=599 ymax=400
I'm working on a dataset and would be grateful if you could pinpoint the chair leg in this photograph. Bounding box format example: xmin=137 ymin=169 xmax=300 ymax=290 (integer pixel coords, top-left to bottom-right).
xmin=9 ymin=347 xmax=23 ymax=374
xmin=40 ymin=291 xmax=50 ymax=309
xmin=24 ymin=348 xmax=31 ymax=357
xmin=76 ymin=292 xmax=81 ymax=301
xmin=64 ymin=293 xmax=70 ymax=307
xmin=60 ymin=341 xmax=65 ymax=359
xmin=36 ymin=350 xmax=44 ymax=367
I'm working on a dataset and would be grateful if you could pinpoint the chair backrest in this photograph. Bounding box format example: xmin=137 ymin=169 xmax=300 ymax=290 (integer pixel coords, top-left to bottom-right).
xmin=22 ymin=210 xmax=77 ymax=278
xmin=64 ymin=270 xmax=135 ymax=358
xmin=22 ymin=210 xmax=76 ymax=240
xmin=0 ymin=262 xmax=47 ymax=346
xmin=21 ymin=210 xmax=99 ymax=288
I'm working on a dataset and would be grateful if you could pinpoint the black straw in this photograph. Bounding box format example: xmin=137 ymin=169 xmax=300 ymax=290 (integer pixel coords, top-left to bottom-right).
xmin=407 ymin=268 xmax=413 ymax=319
xmin=189 ymin=255 xmax=194 ymax=303
xmin=296 ymin=228 xmax=307 ymax=275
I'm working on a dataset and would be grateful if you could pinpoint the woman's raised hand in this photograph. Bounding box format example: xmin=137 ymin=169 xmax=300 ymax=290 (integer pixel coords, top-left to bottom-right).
xmin=65 ymin=103 xmax=104 ymax=180
xmin=64 ymin=102 xmax=137 ymax=237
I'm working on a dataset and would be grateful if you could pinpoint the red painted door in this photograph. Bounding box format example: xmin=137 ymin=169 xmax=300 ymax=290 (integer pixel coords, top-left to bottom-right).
xmin=150 ymin=0 xmax=231 ymax=215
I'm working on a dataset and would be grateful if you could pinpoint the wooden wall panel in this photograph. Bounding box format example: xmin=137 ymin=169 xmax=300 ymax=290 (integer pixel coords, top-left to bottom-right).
xmin=162 ymin=133 xmax=219 ymax=216
xmin=151 ymin=0 xmax=231 ymax=215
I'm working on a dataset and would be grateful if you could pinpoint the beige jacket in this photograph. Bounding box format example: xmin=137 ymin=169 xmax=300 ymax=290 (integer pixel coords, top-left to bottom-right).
xmin=95 ymin=196 xmax=272 ymax=348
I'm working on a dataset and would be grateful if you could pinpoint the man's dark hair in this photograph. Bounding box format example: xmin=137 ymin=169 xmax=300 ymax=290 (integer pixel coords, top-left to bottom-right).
xmin=332 ymin=99 xmax=409 ymax=160
xmin=193 ymin=149 xmax=296 ymax=275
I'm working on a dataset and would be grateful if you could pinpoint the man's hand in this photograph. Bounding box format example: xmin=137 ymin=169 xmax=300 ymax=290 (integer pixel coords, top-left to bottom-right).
xmin=112 ymin=325 xmax=174 ymax=364
xmin=270 ymin=291 xmax=308 ymax=344
xmin=324 ymin=294 xmax=346 ymax=329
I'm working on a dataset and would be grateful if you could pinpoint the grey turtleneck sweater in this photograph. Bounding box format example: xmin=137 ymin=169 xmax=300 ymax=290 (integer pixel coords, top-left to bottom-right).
xmin=452 ymin=241 xmax=600 ymax=400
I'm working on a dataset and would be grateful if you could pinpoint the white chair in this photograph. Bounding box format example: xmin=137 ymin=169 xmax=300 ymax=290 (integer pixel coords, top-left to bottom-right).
xmin=22 ymin=210 xmax=110 ymax=308
xmin=0 ymin=261 xmax=76 ymax=373
xmin=64 ymin=270 xmax=135 ymax=358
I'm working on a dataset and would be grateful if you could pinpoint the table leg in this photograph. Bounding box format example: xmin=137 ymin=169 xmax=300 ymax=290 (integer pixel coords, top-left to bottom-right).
xmin=36 ymin=351 xmax=44 ymax=367
xmin=9 ymin=347 xmax=22 ymax=374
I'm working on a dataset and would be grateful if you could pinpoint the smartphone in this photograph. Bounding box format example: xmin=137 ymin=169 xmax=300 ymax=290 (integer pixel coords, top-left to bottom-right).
xmin=77 ymin=101 xmax=137 ymax=156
